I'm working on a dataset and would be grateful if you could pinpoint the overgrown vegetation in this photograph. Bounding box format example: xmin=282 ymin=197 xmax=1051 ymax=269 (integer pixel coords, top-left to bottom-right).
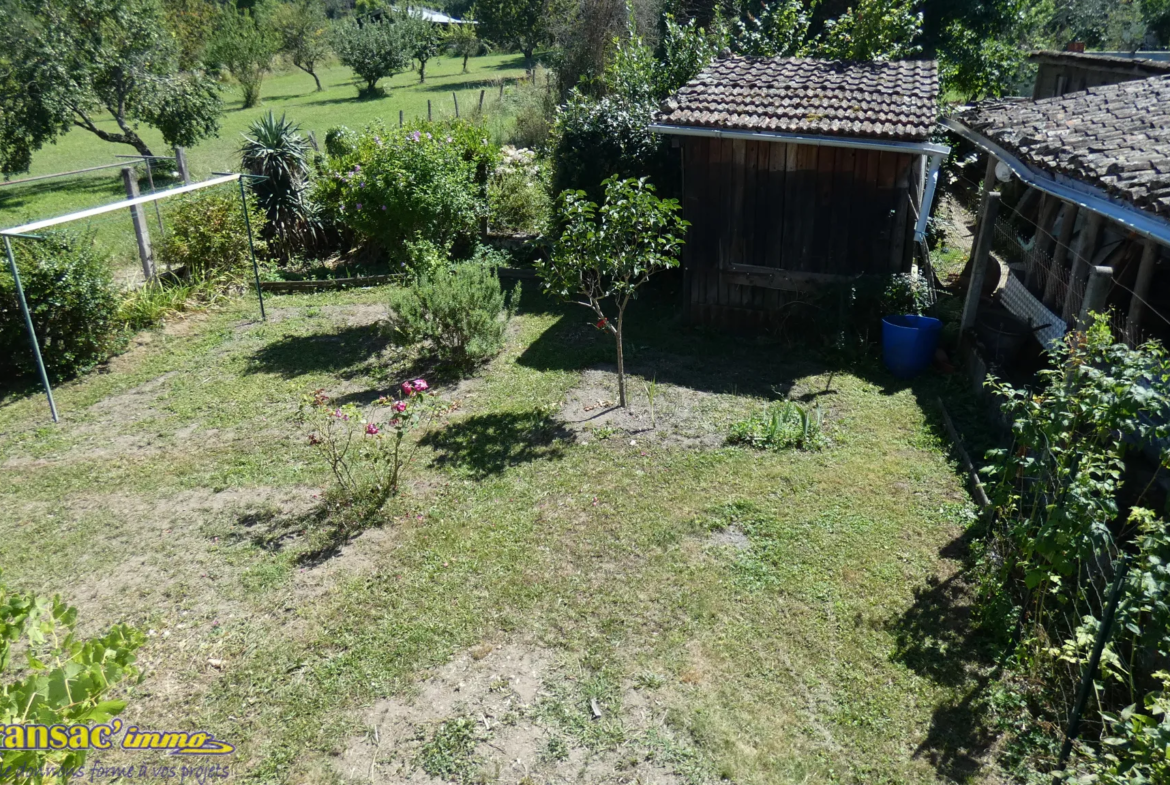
xmin=158 ymin=189 xmax=267 ymax=283
xmin=727 ymin=400 xmax=827 ymax=451
xmin=978 ymin=317 xmax=1170 ymax=781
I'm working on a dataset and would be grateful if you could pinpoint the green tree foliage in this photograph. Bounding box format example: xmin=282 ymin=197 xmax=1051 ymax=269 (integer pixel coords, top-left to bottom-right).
xmin=448 ymin=14 xmax=482 ymax=73
xmin=731 ymin=0 xmax=810 ymax=57
xmin=656 ymin=15 xmax=725 ymax=95
xmin=271 ymin=0 xmax=332 ymax=91
xmin=817 ymin=0 xmax=923 ymax=60
xmin=205 ymin=5 xmax=280 ymax=108
xmin=0 ymin=0 xmax=222 ymax=174
xmin=0 ymin=232 xmax=122 ymax=381
xmin=540 ymin=176 xmax=687 ymax=407
xmin=331 ymin=15 xmax=413 ymax=97
xmin=386 ymin=256 xmax=519 ymax=369
xmin=0 ymin=578 xmax=145 ymax=782
xmin=474 ymin=0 xmax=570 ymax=62
xmin=162 ymin=0 xmax=221 ymax=69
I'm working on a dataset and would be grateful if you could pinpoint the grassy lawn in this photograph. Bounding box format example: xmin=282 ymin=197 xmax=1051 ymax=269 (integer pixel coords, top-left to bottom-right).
xmin=0 ymin=54 xmax=532 ymax=273
xmin=0 ymin=280 xmax=999 ymax=784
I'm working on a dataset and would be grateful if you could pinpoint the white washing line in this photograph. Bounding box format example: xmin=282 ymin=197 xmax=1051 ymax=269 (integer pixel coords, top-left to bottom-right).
xmin=0 ymin=174 xmax=240 ymax=237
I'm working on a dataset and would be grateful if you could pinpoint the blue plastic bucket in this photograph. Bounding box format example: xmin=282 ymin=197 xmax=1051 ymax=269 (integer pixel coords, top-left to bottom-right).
xmin=882 ymin=315 xmax=942 ymax=379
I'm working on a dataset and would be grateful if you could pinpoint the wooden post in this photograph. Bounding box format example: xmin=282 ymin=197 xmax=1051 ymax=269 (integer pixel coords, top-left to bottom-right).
xmin=1126 ymin=238 xmax=1160 ymax=341
xmin=121 ymin=167 xmax=155 ymax=280
xmin=453 ymin=91 xmax=459 ymax=118
xmin=399 ymin=109 xmax=404 ymax=128
xmin=1079 ymin=265 xmax=1114 ymax=327
xmin=174 ymin=146 xmax=191 ymax=185
xmin=1030 ymin=192 xmax=1060 ymax=289
xmin=478 ymin=89 xmax=485 ymax=114
xmin=427 ymin=100 xmax=432 ymax=121
xmin=961 ymin=155 xmax=999 ymax=283
xmin=961 ymin=192 xmax=1001 ymax=334
xmin=1045 ymin=202 xmax=1079 ymax=307
xmin=1063 ymin=210 xmax=1103 ymax=323
xmin=499 ymin=82 xmax=504 ymax=99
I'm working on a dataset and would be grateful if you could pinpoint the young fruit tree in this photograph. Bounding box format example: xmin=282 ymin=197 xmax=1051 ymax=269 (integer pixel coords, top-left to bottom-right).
xmin=539 ymin=176 xmax=688 ymax=408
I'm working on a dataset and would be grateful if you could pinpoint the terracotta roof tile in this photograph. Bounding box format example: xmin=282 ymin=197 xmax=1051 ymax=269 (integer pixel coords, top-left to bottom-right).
xmin=955 ymin=75 xmax=1170 ymax=217
xmin=654 ymin=56 xmax=940 ymax=142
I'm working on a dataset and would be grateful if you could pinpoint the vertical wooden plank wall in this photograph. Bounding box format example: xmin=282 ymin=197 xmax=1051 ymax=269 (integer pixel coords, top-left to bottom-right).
xmin=680 ymin=137 xmax=918 ymax=327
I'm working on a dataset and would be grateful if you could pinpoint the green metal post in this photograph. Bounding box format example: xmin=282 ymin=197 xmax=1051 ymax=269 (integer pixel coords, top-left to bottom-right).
xmin=1055 ymin=555 xmax=1131 ymax=776
xmin=237 ymin=176 xmax=266 ymax=321
xmin=3 ymin=236 xmax=59 ymax=422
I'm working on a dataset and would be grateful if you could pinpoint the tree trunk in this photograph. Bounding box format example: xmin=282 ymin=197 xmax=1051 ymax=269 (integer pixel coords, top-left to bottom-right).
xmin=419 ymin=59 xmax=428 ymax=83
xmin=462 ymin=53 xmax=469 ymax=73
xmin=297 ymin=63 xmax=323 ymax=91
xmin=523 ymin=46 xmax=535 ymax=65
xmin=79 ymin=109 xmax=155 ymax=159
xmin=615 ymin=312 xmax=626 ymax=408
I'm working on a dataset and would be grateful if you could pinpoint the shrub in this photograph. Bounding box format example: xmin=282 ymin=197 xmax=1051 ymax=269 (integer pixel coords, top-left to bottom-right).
xmin=386 ymin=260 xmax=519 ymax=370
xmin=315 ymin=121 xmax=494 ymax=268
xmin=549 ymin=93 xmax=675 ymax=202
xmin=300 ymin=381 xmax=442 ymax=511
xmin=158 ymin=189 xmax=267 ymax=282
xmin=0 ymin=579 xmax=145 ymax=780
xmin=0 ymin=232 xmax=122 ymax=380
xmin=488 ymin=146 xmax=551 ymax=234
xmin=728 ymin=401 xmax=827 ymax=451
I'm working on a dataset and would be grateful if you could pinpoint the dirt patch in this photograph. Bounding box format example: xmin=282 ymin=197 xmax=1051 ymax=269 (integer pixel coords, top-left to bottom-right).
xmin=706 ymin=528 xmax=750 ymax=551
xmin=338 ymin=642 xmax=698 ymax=785
xmin=557 ymin=366 xmax=741 ymax=450
xmin=236 ymin=303 xmax=389 ymax=330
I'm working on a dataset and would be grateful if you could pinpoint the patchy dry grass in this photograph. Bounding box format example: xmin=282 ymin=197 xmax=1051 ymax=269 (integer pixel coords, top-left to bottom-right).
xmin=0 ymin=282 xmax=999 ymax=783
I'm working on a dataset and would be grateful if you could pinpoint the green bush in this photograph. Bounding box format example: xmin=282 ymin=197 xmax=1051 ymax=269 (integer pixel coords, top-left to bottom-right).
xmin=488 ymin=146 xmax=551 ymax=234
xmin=315 ymin=120 xmax=497 ymax=270
xmin=158 ymin=189 xmax=267 ymax=282
xmin=727 ymin=401 xmax=826 ymax=451
xmin=386 ymin=258 xmax=519 ymax=370
xmin=0 ymin=232 xmax=122 ymax=380
xmin=549 ymin=93 xmax=675 ymax=202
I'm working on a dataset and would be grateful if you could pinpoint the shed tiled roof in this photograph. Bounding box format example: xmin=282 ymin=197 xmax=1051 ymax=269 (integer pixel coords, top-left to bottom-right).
xmin=954 ymin=75 xmax=1170 ymax=218
xmin=654 ymin=56 xmax=940 ymax=142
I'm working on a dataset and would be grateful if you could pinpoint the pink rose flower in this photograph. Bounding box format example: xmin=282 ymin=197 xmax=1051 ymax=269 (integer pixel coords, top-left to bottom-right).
xmin=365 ymin=423 xmax=380 ymax=435
xmin=393 ymin=400 xmax=407 ymax=412
xmin=411 ymin=379 xmax=429 ymax=392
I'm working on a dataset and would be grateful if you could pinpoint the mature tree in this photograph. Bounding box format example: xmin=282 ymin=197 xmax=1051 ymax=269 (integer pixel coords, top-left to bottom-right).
xmin=271 ymin=0 xmax=332 ymax=91
xmin=205 ymin=6 xmax=280 ymax=108
xmin=474 ymin=0 xmax=570 ymax=62
xmin=331 ymin=15 xmax=413 ymax=97
xmin=0 ymin=0 xmax=221 ymax=175
xmin=540 ymin=176 xmax=688 ymax=408
xmin=448 ymin=15 xmax=482 ymax=72
xmin=398 ymin=10 xmax=447 ymax=82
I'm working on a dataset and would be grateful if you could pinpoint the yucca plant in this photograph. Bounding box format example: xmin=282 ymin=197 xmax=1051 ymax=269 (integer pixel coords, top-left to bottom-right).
xmin=240 ymin=111 xmax=319 ymax=259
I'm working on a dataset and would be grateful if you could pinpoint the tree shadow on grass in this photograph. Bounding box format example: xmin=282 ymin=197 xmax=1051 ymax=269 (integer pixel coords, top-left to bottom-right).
xmin=233 ymin=493 xmax=390 ymax=566
xmin=244 ymin=324 xmax=390 ymax=379
xmin=421 ymin=409 xmax=572 ymax=479
xmin=888 ymin=529 xmax=1005 ymax=782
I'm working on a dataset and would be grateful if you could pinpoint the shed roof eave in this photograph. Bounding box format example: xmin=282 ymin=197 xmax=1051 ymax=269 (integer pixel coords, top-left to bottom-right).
xmin=942 ymin=116 xmax=1170 ymax=248
xmin=647 ymin=123 xmax=951 ymax=156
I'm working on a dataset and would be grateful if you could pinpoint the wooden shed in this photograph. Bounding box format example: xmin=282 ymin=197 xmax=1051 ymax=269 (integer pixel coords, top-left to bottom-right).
xmin=650 ymin=57 xmax=948 ymax=330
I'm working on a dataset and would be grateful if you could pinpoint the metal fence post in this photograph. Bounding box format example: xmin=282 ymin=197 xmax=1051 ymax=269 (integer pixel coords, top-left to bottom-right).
xmin=237 ymin=177 xmax=266 ymax=321
xmin=427 ymin=99 xmax=432 ymax=121
xmin=1055 ymin=555 xmax=1131 ymax=775
xmin=452 ymin=91 xmax=459 ymax=118
xmin=3 ymin=236 xmax=58 ymax=423
xmin=121 ymin=167 xmax=155 ymax=280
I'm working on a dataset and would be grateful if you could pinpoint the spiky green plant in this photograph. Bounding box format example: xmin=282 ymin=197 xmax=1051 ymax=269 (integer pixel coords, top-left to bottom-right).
xmin=239 ymin=111 xmax=318 ymax=259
